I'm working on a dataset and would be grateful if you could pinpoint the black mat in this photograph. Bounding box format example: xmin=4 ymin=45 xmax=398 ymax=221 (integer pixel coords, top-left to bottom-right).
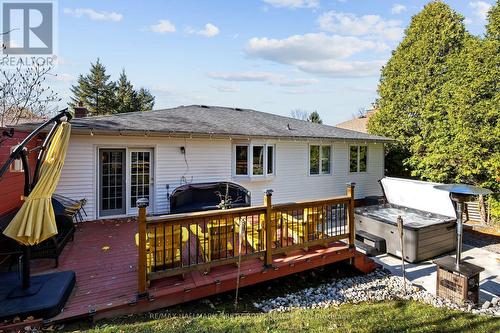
xmin=0 ymin=271 xmax=76 ymax=321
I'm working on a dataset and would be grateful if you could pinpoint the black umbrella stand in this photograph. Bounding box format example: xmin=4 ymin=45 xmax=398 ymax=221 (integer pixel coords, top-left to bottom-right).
xmin=0 ymin=110 xmax=76 ymax=321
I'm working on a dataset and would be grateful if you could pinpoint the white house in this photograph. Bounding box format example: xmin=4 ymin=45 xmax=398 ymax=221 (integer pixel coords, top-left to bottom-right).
xmin=44 ymin=105 xmax=392 ymax=221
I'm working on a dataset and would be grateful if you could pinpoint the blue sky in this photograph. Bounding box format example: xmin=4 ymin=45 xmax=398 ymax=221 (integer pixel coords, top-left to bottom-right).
xmin=44 ymin=0 xmax=495 ymax=124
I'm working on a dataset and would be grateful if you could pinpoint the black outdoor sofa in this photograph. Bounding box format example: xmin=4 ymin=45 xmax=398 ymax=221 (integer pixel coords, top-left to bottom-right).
xmin=0 ymin=195 xmax=85 ymax=269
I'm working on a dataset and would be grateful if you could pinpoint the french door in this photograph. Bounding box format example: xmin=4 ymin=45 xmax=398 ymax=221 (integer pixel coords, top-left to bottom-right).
xmin=99 ymin=149 xmax=126 ymax=216
xmin=128 ymin=149 xmax=154 ymax=213
xmin=98 ymin=148 xmax=153 ymax=217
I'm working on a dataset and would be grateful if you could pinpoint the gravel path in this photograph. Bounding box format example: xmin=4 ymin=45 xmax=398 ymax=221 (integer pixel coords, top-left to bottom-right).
xmin=254 ymin=269 xmax=500 ymax=316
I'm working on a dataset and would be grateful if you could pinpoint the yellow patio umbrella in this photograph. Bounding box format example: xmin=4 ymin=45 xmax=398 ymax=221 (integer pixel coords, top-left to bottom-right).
xmin=3 ymin=121 xmax=72 ymax=245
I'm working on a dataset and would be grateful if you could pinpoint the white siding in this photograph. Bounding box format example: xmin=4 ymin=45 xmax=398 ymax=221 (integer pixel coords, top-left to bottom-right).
xmin=238 ymin=141 xmax=384 ymax=205
xmin=56 ymin=134 xmax=384 ymax=221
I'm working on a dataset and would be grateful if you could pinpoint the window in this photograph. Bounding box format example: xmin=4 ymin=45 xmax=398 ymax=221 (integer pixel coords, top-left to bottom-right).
xmin=359 ymin=146 xmax=367 ymax=172
xmin=321 ymin=146 xmax=331 ymax=174
xmin=9 ymin=147 xmax=23 ymax=172
xmin=234 ymin=143 xmax=274 ymax=177
xmin=267 ymin=146 xmax=274 ymax=174
xmin=309 ymin=145 xmax=331 ymax=175
xmin=350 ymin=145 xmax=368 ymax=172
xmin=235 ymin=145 xmax=248 ymax=175
xmin=253 ymin=145 xmax=264 ymax=175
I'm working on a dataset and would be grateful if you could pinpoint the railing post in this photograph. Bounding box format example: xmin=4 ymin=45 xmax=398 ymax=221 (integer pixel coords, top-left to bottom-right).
xmin=264 ymin=189 xmax=274 ymax=267
xmin=137 ymin=198 xmax=149 ymax=298
xmin=346 ymin=183 xmax=356 ymax=248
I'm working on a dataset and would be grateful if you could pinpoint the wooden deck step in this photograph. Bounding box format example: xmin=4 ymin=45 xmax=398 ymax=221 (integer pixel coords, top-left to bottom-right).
xmin=355 ymin=240 xmax=379 ymax=257
xmin=356 ymin=230 xmax=386 ymax=254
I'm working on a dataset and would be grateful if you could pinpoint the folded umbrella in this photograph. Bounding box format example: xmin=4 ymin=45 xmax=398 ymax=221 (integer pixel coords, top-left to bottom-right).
xmin=3 ymin=122 xmax=71 ymax=245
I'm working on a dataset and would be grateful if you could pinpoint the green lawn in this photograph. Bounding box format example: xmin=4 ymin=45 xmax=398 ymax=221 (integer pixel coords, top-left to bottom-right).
xmin=74 ymin=301 xmax=499 ymax=333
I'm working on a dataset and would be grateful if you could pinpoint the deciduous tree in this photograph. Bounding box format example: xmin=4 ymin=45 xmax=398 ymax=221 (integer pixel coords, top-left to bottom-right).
xmin=0 ymin=64 xmax=59 ymax=126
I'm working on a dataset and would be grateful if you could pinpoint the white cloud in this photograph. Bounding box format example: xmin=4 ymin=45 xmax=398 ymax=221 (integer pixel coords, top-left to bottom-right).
xmin=208 ymin=71 xmax=319 ymax=86
xmin=149 ymin=20 xmax=176 ymax=34
xmin=469 ymin=1 xmax=492 ymax=21
xmin=292 ymin=59 xmax=385 ymax=77
xmin=318 ymin=11 xmax=403 ymax=41
xmin=263 ymin=0 xmax=319 ymax=9
xmin=216 ymin=85 xmax=240 ymax=93
xmin=246 ymin=33 xmax=387 ymax=62
xmin=188 ymin=23 xmax=220 ymax=37
xmin=63 ymin=8 xmax=123 ymax=22
xmin=391 ymin=4 xmax=407 ymax=15
xmin=244 ymin=33 xmax=388 ymax=77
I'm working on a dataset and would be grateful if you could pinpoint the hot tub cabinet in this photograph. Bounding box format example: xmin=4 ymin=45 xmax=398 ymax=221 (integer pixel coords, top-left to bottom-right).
xmin=355 ymin=177 xmax=458 ymax=263
xmin=355 ymin=204 xmax=456 ymax=263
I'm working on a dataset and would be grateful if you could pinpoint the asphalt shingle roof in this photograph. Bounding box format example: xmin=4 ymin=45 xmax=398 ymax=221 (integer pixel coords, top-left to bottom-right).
xmin=37 ymin=105 xmax=393 ymax=142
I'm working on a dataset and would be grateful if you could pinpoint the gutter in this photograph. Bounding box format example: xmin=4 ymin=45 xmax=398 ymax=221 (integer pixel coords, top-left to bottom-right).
xmin=14 ymin=124 xmax=396 ymax=144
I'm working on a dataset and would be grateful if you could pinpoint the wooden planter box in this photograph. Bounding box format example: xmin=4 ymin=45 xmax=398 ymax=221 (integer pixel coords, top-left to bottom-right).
xmin=434 ymin=256 xmax=483 ymax=305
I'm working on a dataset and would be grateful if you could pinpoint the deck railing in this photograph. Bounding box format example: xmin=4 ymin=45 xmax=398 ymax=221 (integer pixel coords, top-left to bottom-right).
xmin=137 ymin=183 xmax=356 ymax=295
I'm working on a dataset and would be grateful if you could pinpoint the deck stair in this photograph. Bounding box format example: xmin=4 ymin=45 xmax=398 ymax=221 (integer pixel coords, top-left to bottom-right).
xmin=355 ymin=230 xmax=386 ymax=256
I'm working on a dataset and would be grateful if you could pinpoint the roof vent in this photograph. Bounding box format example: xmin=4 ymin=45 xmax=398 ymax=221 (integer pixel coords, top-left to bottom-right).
xmin=200 ymin=105 xmax=210 ymax=109
xmin=287 ymin=123 xmax=294 ymax=131
xmin=234 ymin=108 xmax=243 ymax=111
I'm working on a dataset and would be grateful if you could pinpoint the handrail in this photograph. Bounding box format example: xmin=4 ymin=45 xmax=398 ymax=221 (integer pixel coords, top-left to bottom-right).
xmin=272 ymin=195 xmax=351 ymax=210
xmin=136 ymin=183 xmax=356 ymax=296
xmin=146 ymin=205 xmax=267 ymax=224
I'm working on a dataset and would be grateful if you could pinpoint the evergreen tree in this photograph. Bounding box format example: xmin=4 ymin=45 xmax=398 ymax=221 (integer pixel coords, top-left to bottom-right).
xmin=135 ymin=88 xmax=155 ymax=112
xmin=115 ymin=70 xmax=137 ymax=114
xmin=308 ymin=111 xmax=323 ymax=124
xmin=70 ymin=59 xmax=116 ymax=116
xmin=368 ymin=1 xmax=467 ymax=176
xmin=70 ymin=61 xmax=155 ymax=115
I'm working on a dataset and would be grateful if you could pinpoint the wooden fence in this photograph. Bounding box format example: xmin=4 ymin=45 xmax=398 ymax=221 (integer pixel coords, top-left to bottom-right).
xmin=137 ymin=183 xmax=356 ymax=295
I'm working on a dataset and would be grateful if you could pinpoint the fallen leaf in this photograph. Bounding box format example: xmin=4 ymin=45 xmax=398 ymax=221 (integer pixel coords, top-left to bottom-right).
xmin=102 ymin=246 xmax=110 ymax=251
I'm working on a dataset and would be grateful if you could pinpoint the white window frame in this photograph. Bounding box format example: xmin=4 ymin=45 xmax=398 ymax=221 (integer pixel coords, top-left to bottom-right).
xmin=234 ymin=144 xmax=250 ymax=176
xmin=308 ymin=144 xmax=332 ymax=176
xmin=266 ymin=145 xmax=275 ymax=175
xmin=9 ymin=146 xmax=23 ymax=172
xmin=232 ymin=142 xmax=275 ymax=179
xmin=349 ymin=145 xmax=368 ymax=173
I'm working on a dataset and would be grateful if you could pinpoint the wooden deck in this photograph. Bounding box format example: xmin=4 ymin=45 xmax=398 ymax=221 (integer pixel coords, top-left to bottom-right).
xmin=29 ymin=218 xmax=377 ymax=323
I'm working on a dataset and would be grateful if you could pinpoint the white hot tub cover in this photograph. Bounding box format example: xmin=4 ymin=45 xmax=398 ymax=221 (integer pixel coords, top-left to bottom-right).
xmin=380 ymin=177 xmax=456 ymax=218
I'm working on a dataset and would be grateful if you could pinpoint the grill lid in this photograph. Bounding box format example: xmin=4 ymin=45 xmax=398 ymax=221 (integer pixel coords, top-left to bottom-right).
xmin=380 ymin=177 xmax=456 ymax=218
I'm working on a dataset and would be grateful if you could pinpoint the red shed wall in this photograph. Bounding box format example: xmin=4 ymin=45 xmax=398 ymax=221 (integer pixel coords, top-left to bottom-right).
xmin=0 ymin=129 xmax=42 ymax=216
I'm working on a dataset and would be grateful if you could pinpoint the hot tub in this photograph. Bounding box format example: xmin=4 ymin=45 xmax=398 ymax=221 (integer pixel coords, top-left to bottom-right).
xmin=355 ymin=177 xmax=457 ymax=263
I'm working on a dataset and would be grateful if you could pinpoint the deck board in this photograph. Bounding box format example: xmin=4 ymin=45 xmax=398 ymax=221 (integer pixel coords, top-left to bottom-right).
xmin=27 ymin=218 xmax=369 ymax=323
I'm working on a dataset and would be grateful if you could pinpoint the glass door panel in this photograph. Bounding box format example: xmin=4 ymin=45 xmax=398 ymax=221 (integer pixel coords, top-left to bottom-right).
xmin=99 ymin=149 xmax=126 ymax=216
xmin=129 ymin=150 xmax=153 ymax=210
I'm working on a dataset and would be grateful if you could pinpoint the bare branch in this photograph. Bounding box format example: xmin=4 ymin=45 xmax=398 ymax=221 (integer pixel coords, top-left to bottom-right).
xmin=0 ymin=63 xmax=59 ymax=126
